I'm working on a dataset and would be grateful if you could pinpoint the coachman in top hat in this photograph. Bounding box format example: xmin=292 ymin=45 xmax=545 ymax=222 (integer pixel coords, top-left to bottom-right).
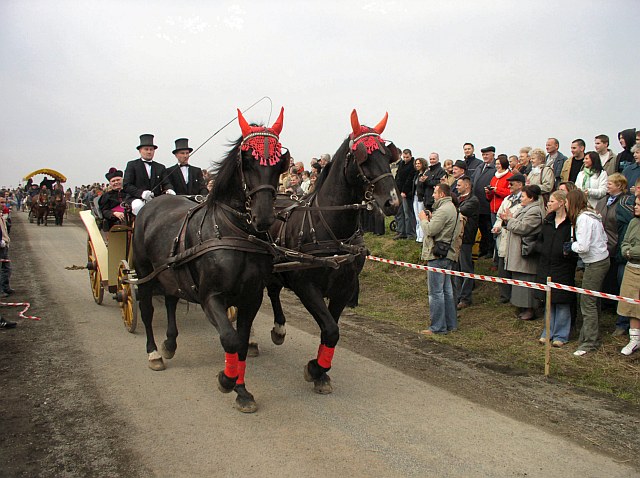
xmin=165 ymin=138 xmax=208 ymax=196
xmin=123 ymin=134 xmax=175 ymax=215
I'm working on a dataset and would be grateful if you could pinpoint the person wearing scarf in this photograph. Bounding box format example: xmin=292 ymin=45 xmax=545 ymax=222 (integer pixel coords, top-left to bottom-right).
xmin=575 ymin=151 xmax=608 ymax=208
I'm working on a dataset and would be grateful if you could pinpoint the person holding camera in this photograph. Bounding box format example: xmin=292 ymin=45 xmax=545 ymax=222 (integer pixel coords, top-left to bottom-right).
xmin=534 ymin=190 xmax=577 ymax=346
xmin=565 ymin=189 xmax=609 ymax=356
xmin=418 ymin=183 xmax=462 ymax=335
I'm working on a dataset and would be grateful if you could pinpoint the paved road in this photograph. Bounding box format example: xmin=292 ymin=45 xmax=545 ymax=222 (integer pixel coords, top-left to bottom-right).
xmin=11 ymin=215 xmax=638 ymax=477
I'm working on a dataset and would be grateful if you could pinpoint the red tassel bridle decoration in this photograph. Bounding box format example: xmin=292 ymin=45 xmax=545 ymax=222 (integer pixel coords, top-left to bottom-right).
xmin=349 ymin=109 xmax=388 ymax=154
xmin=238 ymin=107 xmax=284 ymax=166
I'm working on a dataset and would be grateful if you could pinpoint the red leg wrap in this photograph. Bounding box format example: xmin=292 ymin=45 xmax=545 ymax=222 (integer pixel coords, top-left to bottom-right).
xmin=317 ymin=344 xmax=335 ymax=369
xmin=224 ymin=352 xmax=238 ymax=378
xmin=237 ymin=361 xmax=246 ymax=385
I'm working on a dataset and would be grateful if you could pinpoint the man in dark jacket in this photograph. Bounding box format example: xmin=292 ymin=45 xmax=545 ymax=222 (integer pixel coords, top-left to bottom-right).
xmin=165 ymin=138 xmax=208 ymax=196
xmin=472 ymin=146 xmax=497 ymax=257
xmin=393 ymin=149 xmax=417 ymax=239
xmin=423 ymin=152 xmax=446 ymax=211
xmin=545 ymin=137 xmax=568 ymax=184
xmin=463 ymin=143 xmax=482 ymax=178
xmin=455 ymin=176 xmax=479 ymax=308
xmin=617 ymin=128 xmax=637 ymax=173
xmin=123 ymin=134 xmax=175 ymax=215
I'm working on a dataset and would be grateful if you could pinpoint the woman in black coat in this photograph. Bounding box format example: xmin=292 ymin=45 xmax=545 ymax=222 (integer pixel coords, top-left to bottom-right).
xmin=534 ymin=190 xmax=578 ymax=346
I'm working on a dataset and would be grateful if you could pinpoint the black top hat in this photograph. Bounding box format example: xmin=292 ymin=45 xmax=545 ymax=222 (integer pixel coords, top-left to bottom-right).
xmin=105 ymin=167 xmax=123 ymax=181
xmin=172 ymin=138 xmax=193 ymax=154
xmin=480 ymin=146 xmax=496 ymax=153
xmin=453 ymin=160 xmax=467 ymax=170
xmin=137 ymin=134 xmax=158 ymax=150
xmin=507 ymin=173 xmax=526 ymax=183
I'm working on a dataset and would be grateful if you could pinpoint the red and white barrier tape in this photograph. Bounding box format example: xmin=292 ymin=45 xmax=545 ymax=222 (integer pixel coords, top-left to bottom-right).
xmin=0 ymin=301 xmax=42 ymax=321
xmin=366 ymin=255 xmax=640 ymax=305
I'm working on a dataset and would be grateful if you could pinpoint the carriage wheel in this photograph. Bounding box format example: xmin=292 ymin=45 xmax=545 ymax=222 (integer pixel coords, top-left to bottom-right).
xmin=117 ymin=260 xmax=138 ymax=333
xmin=87 ymin=239 xmax=104 ymax=304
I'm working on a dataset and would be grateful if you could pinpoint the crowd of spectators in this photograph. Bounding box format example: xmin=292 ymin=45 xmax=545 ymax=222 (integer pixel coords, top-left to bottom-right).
xmin=387 ymin=129 xmax=640 ymax=357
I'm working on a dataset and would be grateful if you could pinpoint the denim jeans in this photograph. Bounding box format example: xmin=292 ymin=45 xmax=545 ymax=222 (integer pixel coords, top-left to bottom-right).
xmin=427 ymin=258 xmax=458 ymax=333
xmin=540 ymin=303 xmax=571 ymax=343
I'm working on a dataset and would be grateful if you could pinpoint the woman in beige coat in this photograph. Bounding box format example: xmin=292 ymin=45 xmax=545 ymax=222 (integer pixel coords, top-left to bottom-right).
xmin=502 ymin=185 xmax=544 ymax=320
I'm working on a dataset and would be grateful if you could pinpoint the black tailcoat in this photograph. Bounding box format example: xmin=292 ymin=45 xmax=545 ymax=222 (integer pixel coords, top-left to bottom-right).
xmin=165 ymin=164 xmax=208 ymax=195
xmin=122 ymin=158 xmax=173 ymax=200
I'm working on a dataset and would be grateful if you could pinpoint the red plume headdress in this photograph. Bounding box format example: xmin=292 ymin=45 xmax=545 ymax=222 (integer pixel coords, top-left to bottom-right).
xmin=349 ymin=109 xmax=388 ymax=153
xmin=237 ymin=107 xmax=284 ymax=166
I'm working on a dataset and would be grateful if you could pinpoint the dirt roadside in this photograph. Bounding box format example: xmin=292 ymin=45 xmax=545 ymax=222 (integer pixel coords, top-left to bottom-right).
xmin=0 ymin=218 xmax=150 ymax=477
xmin=1 ymin=215 xmax=640 ymax=476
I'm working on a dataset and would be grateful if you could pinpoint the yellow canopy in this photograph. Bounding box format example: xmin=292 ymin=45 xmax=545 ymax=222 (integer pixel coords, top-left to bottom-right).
xmin=23 ymin=168 xmax=67 ymax=182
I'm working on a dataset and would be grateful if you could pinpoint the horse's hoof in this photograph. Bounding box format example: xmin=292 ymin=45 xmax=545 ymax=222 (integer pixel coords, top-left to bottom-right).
xmin=148 ymin=350 xmax=165 ymax=371
xmin=271 ymin=329 xmax=285 ymax=345
xmin=314 ymin=375 xmax=333 ymax=395
xmin=160 ymin=342 xmax=175 ymax=360
xmin=148 ymin=358 xmax=165 ymax=371
xmin=234 ymin=385 xmax=257 ymax=413
xmin=247 ymin=343 xmax=259 ymax=358
xmin=217 ymin=371 xmax=237 ymax=394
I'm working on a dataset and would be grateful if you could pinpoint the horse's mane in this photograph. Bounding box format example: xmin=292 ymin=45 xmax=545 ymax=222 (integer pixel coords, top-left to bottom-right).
xmin=207 ymin=137 xmax=243 ymax=206
xmin=310 ymin=136 xmax=350 ymax=194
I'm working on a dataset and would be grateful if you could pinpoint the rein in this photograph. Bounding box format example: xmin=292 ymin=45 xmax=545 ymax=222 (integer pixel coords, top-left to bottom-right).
xmin=272 ymin=131 xmax=393 ymax=257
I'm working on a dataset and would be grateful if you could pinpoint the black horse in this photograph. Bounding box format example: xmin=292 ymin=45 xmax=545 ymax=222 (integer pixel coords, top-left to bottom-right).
xmin=52 ymin=194 xmax=66 ymax=226
xmin=33 ymin=191 xmax=50 ymax=226
xmin=266 ymin=110 xmax=400 ymax=393
xmin=132 ymin=108 xmax=289 ymax=412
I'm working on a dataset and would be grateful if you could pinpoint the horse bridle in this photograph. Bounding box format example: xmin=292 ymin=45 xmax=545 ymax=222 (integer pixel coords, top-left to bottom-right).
xmin=346 ymin=131 xmax=395 ymax=211
xmin=237 ymin=130 xmax=282 ymax=221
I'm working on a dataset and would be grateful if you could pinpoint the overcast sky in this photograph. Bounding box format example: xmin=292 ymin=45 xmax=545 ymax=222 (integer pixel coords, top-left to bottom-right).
xmin=1 ymin=0 xmax=638 ymax=189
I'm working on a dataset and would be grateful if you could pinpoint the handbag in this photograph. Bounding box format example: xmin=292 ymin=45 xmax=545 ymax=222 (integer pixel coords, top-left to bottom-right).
xmin=521 ymin=233 xmax=538 ymax=256
xmin=433 ymin=240 xmax=450 ymax=258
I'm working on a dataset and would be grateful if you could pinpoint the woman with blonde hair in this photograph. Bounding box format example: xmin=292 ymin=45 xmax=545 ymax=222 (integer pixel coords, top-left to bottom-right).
xmin=594 ymin=172 xmax=635 ymax=335
xmin=442 ymin=159 xmax=455 ymax=186
xmin=534 ymin=190 xmax=577 ymax=346
xmin=565 ymin=189 xmax=609 ymax=356
xmin=527 ymin=148 xmax=555 ymax=201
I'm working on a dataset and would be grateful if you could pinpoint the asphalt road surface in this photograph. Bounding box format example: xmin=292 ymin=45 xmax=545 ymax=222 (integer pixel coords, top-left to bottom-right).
xmin=1 ymin=213 xmax=638 ymax=477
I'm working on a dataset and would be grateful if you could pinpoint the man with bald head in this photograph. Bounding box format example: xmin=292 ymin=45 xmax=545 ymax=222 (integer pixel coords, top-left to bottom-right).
xmin=545 ymin=137 xmax=567 ymax=184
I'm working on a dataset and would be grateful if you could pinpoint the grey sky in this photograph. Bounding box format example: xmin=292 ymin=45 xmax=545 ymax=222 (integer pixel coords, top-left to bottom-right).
xmin=1 ymin=0 xmax=638 ymax=188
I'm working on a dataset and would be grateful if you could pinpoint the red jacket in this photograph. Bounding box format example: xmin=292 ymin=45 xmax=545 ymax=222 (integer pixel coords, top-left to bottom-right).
xmin=486 ymin=171 xmax=513 ymax=213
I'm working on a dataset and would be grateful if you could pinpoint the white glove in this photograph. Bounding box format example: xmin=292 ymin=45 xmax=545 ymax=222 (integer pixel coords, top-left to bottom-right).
xmin=0 ymin=239 xmax=6 ymax=248
xmin=165 ymin=189 xmax=176 ymax=196
xmin=141 ymin=190 xmax=154 ymax=201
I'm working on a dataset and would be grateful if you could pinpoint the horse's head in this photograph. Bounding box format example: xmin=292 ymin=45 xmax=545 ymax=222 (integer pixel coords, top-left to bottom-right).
xmin=236 ymin=107 xmax=289 ymax=231
xmin=345 ymin=109 xmax=401 ymax=216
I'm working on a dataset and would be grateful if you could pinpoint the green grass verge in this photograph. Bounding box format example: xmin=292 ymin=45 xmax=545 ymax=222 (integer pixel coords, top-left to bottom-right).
xmin=357 ymin=230 xmax=640 ymax=403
